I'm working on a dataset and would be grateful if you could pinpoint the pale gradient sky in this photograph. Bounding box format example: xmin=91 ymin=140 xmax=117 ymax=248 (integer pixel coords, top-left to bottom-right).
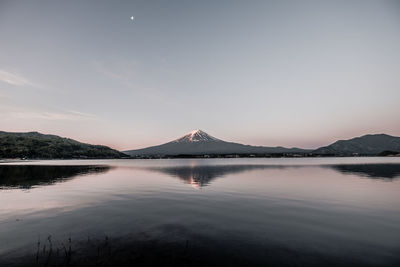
xmin=1 ymin=0 xmax=399 ymax=150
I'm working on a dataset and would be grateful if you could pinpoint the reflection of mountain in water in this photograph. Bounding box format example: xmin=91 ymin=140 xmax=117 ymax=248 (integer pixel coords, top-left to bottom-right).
xmin=151 ymin=163 xmax=400 ymax=187
xmin=149 ymin=165 xmax=282 ymax=188
xmin=0 ymin=165 xmax=110 ymax=189
xmin=330 ymin=164 xmax=400 ymax=179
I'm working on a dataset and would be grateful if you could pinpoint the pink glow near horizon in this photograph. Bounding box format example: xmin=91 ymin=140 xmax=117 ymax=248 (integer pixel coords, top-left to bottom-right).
xmin=1 ymin=1 xmax=399 ymax=150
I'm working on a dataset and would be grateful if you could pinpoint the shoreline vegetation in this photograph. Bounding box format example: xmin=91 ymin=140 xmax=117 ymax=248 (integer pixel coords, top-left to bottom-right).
xmin=2 ymin=233 xmax=396 ymax=267
xmin=127 ymin=151 xmax=400 ymax=159
xmin=1 ymin=151 xmax=400 ymax=161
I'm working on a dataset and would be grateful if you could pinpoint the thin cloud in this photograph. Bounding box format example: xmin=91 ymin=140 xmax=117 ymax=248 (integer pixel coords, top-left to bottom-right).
xmin=65 ymin=110 xmax=98 ymax=119
xmin=0 ymin=69 xmax=37 ymax=87
xmin=14 ymin=111 xmax=96 ymax=121
xmin=1 ymin=107 xmax=98 ymax=121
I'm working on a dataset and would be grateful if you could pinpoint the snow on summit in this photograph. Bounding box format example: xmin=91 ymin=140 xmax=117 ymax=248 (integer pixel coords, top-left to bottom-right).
xmin=174 ymin=130 xmax=219 ymax=143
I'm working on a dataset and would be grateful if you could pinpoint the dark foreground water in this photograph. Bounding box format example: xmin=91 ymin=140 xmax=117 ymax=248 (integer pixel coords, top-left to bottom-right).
xmin=1 ymin=158 xmax=400 ymax=266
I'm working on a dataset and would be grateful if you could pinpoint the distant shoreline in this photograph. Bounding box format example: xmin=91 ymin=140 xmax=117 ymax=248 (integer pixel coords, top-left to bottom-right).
xmin=2 ymin=131 xmax=400 ymax=160
xmin=1 ymin=154 xmax=399 ymax=162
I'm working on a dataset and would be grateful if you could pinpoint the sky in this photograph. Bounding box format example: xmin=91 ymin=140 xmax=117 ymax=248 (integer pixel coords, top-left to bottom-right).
xmin=1 ymin=0 xmax=400 ymax=150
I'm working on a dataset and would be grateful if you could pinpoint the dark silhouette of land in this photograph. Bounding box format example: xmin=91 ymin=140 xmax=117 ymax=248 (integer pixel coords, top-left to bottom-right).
xmin=0 ymin=131 xmax=127 ymax=159
xmin=313 ymin=134 xmax=400 ymax=156
xmin=1 ymin=130 xmax=400 ymax=159
xmin=125 ymin=131 xmax=400 ymax=158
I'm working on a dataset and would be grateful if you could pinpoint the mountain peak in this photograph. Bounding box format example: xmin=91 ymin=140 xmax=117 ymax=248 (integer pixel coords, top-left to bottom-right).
xmin=174 ymin=130 xmax=219 ymax=143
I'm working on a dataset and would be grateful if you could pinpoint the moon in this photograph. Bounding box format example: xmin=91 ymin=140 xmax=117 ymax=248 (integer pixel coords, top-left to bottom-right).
xmin=130 ymin=16 xmax=134 ymax=21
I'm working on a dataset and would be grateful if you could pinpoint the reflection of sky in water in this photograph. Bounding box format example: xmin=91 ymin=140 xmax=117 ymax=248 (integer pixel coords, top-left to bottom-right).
xmin=1 ymin=158 xmax=400 ymax=265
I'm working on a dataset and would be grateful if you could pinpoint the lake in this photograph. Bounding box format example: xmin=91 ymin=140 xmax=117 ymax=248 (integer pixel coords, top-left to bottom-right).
xmin=1 ymin=158 xmax=400 ymax=266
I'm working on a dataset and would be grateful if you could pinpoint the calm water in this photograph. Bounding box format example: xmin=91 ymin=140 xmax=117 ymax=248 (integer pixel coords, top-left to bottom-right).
xmin=1 ymin=158 xmax=400 ymax=266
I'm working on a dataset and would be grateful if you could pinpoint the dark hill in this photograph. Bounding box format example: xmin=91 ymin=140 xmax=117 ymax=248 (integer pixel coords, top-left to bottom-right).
xmin=313 ymin=134 xmax=400 ymax=156
xmin=0 ymin=131 xmax=127 ymax=159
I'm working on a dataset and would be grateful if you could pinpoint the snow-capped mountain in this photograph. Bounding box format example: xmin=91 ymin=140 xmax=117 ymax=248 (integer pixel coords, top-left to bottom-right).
xmin=173 ymin=130 xmax=219 ymax=143
xmin=123 ymin=130 xmax=309 ymax=157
